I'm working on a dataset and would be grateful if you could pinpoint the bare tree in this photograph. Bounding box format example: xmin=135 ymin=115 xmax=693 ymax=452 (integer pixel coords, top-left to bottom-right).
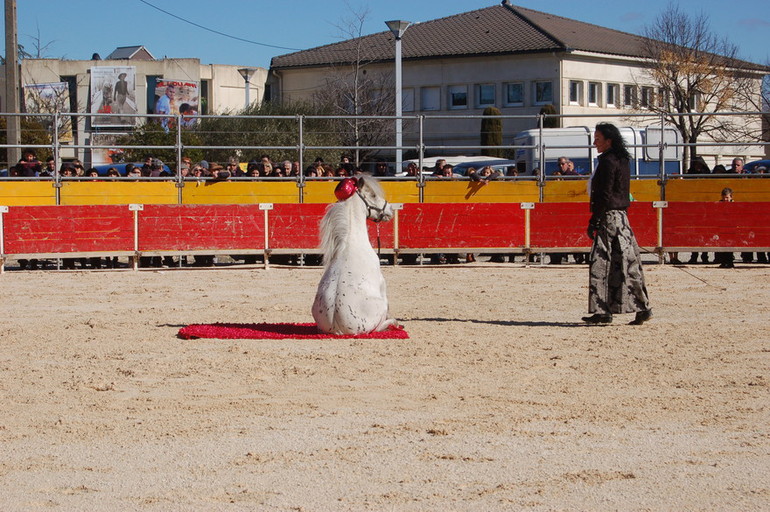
xmin=312 ymin=4 xmax=395 ymax=166
xmin=634 ymin=3 xmax=762 ymax=165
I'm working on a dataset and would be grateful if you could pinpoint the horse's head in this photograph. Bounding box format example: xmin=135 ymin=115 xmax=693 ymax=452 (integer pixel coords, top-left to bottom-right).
xmin=336 ymin=176 xmax=393 ymax=222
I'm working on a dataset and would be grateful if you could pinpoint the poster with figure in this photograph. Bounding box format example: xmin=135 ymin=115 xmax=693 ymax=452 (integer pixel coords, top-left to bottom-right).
xmin=153 ymin=79 xmax=199 ymax=132
xmin=23 ymin=81 xmax=73 ymax=142
xmin=90 ymin=66 xmax=137 ymax=127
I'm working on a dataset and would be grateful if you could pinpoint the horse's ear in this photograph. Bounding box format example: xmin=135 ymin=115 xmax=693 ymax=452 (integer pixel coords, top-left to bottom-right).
xmin=356 ymin=176 xmax=365 ymax=188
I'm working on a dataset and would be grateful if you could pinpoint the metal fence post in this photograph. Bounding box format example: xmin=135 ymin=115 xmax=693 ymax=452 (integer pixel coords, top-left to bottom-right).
xmin=297 ymin=114 xmax=305 ymax=203
xmin=537 ymin=114 xmax=545 ymax=203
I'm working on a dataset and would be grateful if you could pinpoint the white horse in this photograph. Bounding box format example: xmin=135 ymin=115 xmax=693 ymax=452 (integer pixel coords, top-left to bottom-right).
xmin=312 ymin=176 xmax=398 ymax=334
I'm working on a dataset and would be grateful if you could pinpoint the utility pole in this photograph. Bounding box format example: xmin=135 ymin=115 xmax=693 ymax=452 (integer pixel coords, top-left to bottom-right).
xmin=4 ymin=0 xmax=21 ymax=166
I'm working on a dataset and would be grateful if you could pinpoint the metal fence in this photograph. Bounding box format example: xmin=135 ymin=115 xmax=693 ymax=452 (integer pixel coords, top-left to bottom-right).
xmin=2 ymin=110 xmax=767 ymax=186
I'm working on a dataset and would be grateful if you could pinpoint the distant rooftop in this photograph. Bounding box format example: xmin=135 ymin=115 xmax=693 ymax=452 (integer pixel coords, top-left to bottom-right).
xmin=270 ymin=1 xmax=767 ymax=72
xmin=105 ymin=46 xmax=155 ymax=61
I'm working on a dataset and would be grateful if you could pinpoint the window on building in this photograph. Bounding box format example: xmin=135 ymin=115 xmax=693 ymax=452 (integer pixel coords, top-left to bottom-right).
xmin=533 ymin=81 xmax=553 ymax=105
xmin=504 ymin=82 xmax=524 ymax=106
xmin=60 ymin=75 xmax=79 ymax=138
xmin=606 ymin=83 xmax=618 ymax=107
xmin=420 ymin=86 xmax=440 ymax=111
xmin=588 ymin=82 xmax=600 ymax=106
xmin=657 ymin=87 xmax=668 ymax=109
xmin=688 ymin=91 xmax=702 ymax=110
xmin=476 ymin=84 xmax=495 ymax=108
xmin=623 ymin=85 xmax=636 ymax=108
xmin=199 ymin=79 xmax=210 ymax=115
xmin=640 ymin=86 xmax=654 ymax=108
xmin=448 ymin=84 xmax=468 ymax=109
xmin=402 ymin=87 xmax=415 ymax=112
xmin=146 ymin=75 xmax=162 ymax=115
xmin=569 ymin=80 xmax=582 ymax=105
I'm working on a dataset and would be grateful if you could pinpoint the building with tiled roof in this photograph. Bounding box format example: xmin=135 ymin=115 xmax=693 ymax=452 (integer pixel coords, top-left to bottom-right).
xmin=269 ymin=0 xmax=767 ymax=167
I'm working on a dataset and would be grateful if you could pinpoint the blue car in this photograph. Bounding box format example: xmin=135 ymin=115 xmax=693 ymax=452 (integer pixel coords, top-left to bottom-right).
xmin=744 ymin=159 xmax=770 ymax=174
xmin=92 ymin=162 xmax=172 ymax=176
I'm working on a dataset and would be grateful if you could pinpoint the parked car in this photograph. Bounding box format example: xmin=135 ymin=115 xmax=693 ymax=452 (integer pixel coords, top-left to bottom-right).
xmin=402 ymin=155 xmax=513 ymax=177
xmin=452 ymin=159 xmax=519 ymax=177
xmin=92 ymin=162 xmax=172 ymax=176
xmin=744 ymin=159 xmax=770 ymax=174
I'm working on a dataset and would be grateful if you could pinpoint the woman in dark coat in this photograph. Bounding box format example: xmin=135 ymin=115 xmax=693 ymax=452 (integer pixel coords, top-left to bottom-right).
xmin=583 ymin=123 xmax=652 ymax=325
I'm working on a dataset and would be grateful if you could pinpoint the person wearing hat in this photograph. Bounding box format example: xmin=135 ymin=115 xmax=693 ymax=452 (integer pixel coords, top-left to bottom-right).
xmin=114 ymin=72 xmax=129 ymax=114
xmin=150 ymin=158 xmax=164 ymax=178
xmin=209 ymin=162 xmax=228 ymax=180
xmin=226 ymin=156 xmax=243 ymax=177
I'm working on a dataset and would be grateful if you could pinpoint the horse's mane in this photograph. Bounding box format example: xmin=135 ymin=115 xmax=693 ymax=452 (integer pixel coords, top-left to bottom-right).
xmin=319 ymin=177 xmax=383 ymax=266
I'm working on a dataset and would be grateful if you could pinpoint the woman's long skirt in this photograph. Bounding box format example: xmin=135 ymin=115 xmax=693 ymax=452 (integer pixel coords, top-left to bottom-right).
xmin=588 ymin=210 xmax=651 ymax=314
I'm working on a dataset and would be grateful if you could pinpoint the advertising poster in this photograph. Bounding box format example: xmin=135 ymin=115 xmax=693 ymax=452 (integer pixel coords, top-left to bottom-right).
xmin=90 ymin=66 xmax=137 ymax=127
xmin=23 ymin=81 xmax=73 ymax=143
xmin=89 ymin=132 xmax=128 ymax=166
xmin=153 ymin=79 xmax=199 ymax=131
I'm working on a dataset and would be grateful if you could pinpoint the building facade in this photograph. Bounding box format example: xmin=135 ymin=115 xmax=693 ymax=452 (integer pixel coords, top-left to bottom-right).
xmin=1 ymin=46 xmax=267 ymax=164
xmin=269 ymin=1 xmax=768 ymax=167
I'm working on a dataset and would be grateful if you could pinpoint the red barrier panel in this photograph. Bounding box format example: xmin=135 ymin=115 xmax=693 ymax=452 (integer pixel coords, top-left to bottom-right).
xmin=269 ymin=204 xmax=396 ymax=251
xmin=663 ymin=202 xmax=770 ymax=248
xmin=3 ymin=202 xmax=770 ymax=261
xmin=398 ymin=203 xmax=526 ymax=249
xmin=530 ymin=202 xmax=659 ymax=250
xmin=3 ymin=205 xmax=133 ymax=255
xmin=268 ymin=204 xmax=326 ymax=251
xmin=138 ymin=204 xmax=266 ymax=251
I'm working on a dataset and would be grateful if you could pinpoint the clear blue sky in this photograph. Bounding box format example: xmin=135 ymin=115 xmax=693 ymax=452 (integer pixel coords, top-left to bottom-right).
xmin=5 ymin=0 xmax=769 ymax=68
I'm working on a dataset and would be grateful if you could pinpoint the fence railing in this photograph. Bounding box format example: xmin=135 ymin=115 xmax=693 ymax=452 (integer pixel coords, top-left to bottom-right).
xmin=2 ymin=110 xmax=767 ymax=177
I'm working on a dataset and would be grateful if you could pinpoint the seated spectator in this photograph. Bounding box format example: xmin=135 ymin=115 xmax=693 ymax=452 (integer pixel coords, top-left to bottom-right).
xmin=506 ymin=165 xmax=519 ymax=177
xmin=402 ymin=161 xmax=419 ymax=177
xmin=17 ymin=149 xmax=42 ymax=177
xmin=41 ymin=156 xmax=56 ymax=177
xmin=374 ymin=162 xmax=388 ymax=176
xmin=209 ymin=163 xmax=228 ymax=180
xmin=556 ymin=156 xmax=571 ymax=176
xmin=440 ymin=164 xmax=456 ymax=178
xmin=712 ymin=164 xmax=727 ymax=174
xmin=726 ymin=158 xmax=744 ymax=174
xmin=226 ymin=156 xmax=243 ymax=177
xmin=60 ymin=164 xmax=76 ymax=177
xmin=126 ymin=163 xmax=141 ymax=179
xmin=261 ymin=161 xmax=275 ymax=177
xmin=714 ymin=188 xmax=736 ymax=268
xmin=430 ymin=158 xmax=447 ymax=177
xmin=87 ymin=168 xmax=100 ymax=180
xmin=281 ymin=160 xmax=293 ymax=176
xmin=687 ymin=156 xmax=711 ymax=175
xmin=106 ymin=167 xmax=120 ymax=178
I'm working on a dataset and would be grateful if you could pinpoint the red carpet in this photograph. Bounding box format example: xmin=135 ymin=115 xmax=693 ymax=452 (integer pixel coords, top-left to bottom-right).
xmin=178 ymin=322 xmax=409 ymax=340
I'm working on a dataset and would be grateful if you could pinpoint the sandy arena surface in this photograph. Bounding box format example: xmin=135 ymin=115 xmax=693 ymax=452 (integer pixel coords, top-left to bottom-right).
xmin=0 ymin=261 xmax=768 ymax=511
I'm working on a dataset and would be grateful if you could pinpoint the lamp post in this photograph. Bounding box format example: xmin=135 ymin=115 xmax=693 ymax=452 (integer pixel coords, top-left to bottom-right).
xmin=385 ymin=20 xmax=411 ymax=171
xmin=237 ymin=68 xmax=257 ymax=109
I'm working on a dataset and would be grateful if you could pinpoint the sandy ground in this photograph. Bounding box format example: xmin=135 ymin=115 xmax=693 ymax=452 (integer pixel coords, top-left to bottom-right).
xmin=0 ymin=260 xmax=768 ymax=511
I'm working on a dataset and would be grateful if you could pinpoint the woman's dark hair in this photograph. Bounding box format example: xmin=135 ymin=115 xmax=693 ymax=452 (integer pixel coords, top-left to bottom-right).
xmin=595 ymin=122 xmax=631 ymax=160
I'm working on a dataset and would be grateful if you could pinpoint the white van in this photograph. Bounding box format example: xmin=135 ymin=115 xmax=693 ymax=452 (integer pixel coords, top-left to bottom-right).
xmin=512 ymin=126 xmax=682 ymax=177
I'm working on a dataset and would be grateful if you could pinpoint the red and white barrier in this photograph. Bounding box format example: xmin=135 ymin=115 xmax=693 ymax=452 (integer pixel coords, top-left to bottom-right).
xmin=1 ymin=202 xmax=769 ymax=271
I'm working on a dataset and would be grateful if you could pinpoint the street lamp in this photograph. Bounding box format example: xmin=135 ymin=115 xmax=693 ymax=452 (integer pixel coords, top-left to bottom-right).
xmin=237 ymin=67 xmax=257 ymax=109
xmin=385 ymin=20 xmax=411 ymax=171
